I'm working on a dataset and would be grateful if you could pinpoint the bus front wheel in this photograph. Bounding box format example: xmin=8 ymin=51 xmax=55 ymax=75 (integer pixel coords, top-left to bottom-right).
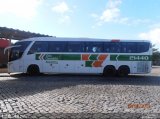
xmin=27 ymin=65 xmax=40 ymax=75
xmin=103 ymin=65 xmax=116 ymax=77
xmin=117 ymin=66 xmax=130 ymax=77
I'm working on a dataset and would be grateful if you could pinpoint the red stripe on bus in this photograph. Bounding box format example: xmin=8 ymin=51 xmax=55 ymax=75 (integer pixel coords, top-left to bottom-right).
xmin=82 ymin=54 xmax=90 ymax=61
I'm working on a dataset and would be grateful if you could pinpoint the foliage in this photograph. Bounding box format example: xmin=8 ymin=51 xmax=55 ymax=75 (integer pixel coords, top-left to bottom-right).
xmin=152 ymin=44 xmax=160 ymax=66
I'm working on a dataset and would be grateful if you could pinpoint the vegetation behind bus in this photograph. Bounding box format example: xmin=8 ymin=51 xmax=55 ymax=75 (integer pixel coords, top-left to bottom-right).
xmin=152 ymin=45 xmax=160 ymax=66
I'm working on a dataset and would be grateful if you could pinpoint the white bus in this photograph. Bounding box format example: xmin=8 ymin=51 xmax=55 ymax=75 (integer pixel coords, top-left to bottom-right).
xmin=6 ymin=37 xmax=152 ymax=76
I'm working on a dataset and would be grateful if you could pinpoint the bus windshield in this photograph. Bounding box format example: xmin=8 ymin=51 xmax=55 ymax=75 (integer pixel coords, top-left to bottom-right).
xmin=9 ymin=41 xmax=31 ymax=62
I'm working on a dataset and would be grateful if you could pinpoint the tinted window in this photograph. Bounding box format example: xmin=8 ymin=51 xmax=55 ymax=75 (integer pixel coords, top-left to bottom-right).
xmin=15 ymin=41 xmax=31 ymax=51
xmin=28 ymin=41 xmax=48 ymax=54
xmin=103 ymin=42 xmax=110 ymax=52
xmin=137 ymin=42 xmax=149 ymax=53
xmin=104 ymin=42 xmax=120 ymax=53
xmin=103 ymin=41 xmax=149 ymax=53
xmin=85 ymin=42 xmax=103 ymax=53
xmin=120 ymin=42 xmax=127 ymax=53
xmin=10 ymin=41 xmax=31 ymax=61
xmin=120 ymin=42 xmax=137 ymax=53
xmin=68 ymin=42 xmax=85 ymax=52
xmin=48 ymin=41 xmax=67 ymax=52
xmin=127 ymin=42 xmax=137 ymax=53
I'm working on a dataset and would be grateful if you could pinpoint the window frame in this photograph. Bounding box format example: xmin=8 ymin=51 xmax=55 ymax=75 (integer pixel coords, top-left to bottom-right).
xmin=28 ymin=41 xmax=48 ymax=54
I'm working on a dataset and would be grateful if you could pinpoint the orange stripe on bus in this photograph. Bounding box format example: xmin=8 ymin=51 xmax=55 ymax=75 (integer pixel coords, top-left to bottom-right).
xmin=92 ymin=61 xmax=103 ymax=67
xmin=82 ymin=54 xmax=90 ymax=61
xmin=98 ymin=54 xmax=108 ymax=61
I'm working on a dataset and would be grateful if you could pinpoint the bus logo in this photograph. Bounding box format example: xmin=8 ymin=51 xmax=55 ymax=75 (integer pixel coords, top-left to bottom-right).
xmin=129 ymin=56 xmax=149 ymax=61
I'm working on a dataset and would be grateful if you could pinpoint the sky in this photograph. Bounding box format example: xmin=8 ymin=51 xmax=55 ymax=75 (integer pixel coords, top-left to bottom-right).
xmin=0 ymin=0 xmax=160 ymax=49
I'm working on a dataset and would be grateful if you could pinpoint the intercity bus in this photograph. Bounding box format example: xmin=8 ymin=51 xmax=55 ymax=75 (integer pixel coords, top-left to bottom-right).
xmin=5 ymin=37 xmax=152 ymax=76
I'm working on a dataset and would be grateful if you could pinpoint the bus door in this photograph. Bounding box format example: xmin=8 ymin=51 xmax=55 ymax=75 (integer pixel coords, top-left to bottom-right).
xmin=5 ymin=45 xmax=24 ymax=72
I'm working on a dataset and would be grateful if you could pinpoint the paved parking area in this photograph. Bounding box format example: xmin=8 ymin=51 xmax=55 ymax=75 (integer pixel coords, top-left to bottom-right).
xmin=0 ymin=67 xmax=160 ymax=118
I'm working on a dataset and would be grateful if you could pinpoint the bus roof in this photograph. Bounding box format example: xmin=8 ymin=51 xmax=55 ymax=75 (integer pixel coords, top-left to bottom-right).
xmin=18 ymin=37 xmax=151 ymax=43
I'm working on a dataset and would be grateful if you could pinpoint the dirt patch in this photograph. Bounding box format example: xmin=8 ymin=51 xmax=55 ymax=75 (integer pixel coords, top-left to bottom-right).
xmin=151 ymin=66 xmax=160 ymax=76
xmin=0 ymin=68 xmax=8 ymax=73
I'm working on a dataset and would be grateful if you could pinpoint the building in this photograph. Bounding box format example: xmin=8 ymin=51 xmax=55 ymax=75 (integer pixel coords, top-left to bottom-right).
xmin=0 ymin=38 xmax=11 ymax=67
xmin=0 ymin=27 xmax=51 ymax=67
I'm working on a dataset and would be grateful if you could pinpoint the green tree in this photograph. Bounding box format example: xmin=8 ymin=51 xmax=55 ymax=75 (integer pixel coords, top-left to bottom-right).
xmin=152 ymin=44 xmax=160 ymax=66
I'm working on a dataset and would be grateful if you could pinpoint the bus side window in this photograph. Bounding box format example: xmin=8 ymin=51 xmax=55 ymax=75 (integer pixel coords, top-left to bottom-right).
xmin=85 ymin=42 xmax=92 ymax=52
xmin=109 ymin=42 xmax=118 ymax=53
xmin=137 ymin=42 xmax=149 ymax=53
xmin=85 ymin=42 xmax=103 ymax=53
xmin=49 ymin=41 xmax=67 ymax=52
xmin=120 ymin=43 xmax=126 ymax=53
xmin=68 ymin=42 xmax=85 ymax=52
xmin=92 ymin=47 xmax=97 ymax=52
xmin=28 ymin=41 xmax=48 ymax=54
xmin=104 ymin=42 xmax=110 ymax=52
xmin=126 ymin=42 xmax=136 ymax=53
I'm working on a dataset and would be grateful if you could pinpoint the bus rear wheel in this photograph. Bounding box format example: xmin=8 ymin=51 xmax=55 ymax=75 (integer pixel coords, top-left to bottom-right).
xmin=103 ymin=65 xmax=116 ymax=77
xmin=117 ymin=66 xmax=130 ymax=77
xmin=27 ymin=65 xmax=40 ymax=75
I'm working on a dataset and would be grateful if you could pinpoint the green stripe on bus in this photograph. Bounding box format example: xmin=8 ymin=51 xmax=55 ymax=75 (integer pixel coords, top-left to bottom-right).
xmin=36 ymin=54 xmax=81 ymax=60
xmin=44 ymin=54 xmax=61 ymax=60
xmin=36 ymin=54 xmax=40 ymax=60
xmin=110 ymin=55 xmax=152 ymax=61
xmin=89 ymin=54 xmax=98 ymax=60
xmin=62 ymin=54 xmax=81 ymax=60
xmin=110 ymin=55 xmax=118 ymax=61
xmin=85 ymin=61 xmax=93 ymax=67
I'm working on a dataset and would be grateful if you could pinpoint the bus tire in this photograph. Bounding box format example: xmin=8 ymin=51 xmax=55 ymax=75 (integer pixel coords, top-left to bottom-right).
xmin=27 ymin=65 xmax=40 ymax=75
xmin=103 ymin=65 xmax=116 ymax=77
xmin=117 ymin=65 xmax=130 ymax=77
